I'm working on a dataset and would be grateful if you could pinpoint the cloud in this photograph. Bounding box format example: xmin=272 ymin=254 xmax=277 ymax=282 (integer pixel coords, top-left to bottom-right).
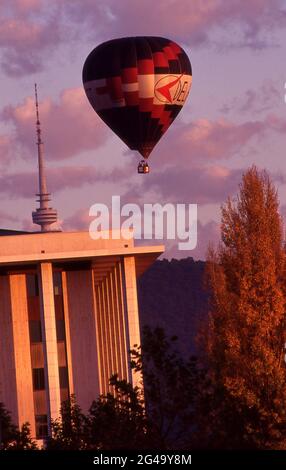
xmin=4 ymin=87 xmax=275 ymax=168
xmin=0 ymin=0 xmax=64 ymax=76
xmin=13 ymin=0 xmax=42 ymax=12
xmin=66 ymin=0 xmax=286 ymax=49
xmin=63 ymin=207 xmax=91 ymax=231
xmin=123 ymin=164 xmax=243 ymax=206
xmin=0 ymin=0 xmax=285 ymax=77
xmin=121 ymin=157 xmax=286 ymax=209
xmin=2 ymin=96 xmax=284 ymax=201
xmin=46 ymin=164 xmax=130 ymax=192
xmin=0 ymin=162 xmax=132 ymax=200
xmin=220 ymin=81 xmax=281 ymax=115
xmin=163 ymin=219 xmax=220 ymax=260
xmin=149 ymin=115 xmax=277 ymax=167
xmin=177 ymin=118 xmax=265 ymax=161
xmin=2 ymin=87 xmax=108 ymax=161
xmin=0 ymin=134 xmax=13 ymax=165
xmin=0 ymin=209 xmax=18 ymax=224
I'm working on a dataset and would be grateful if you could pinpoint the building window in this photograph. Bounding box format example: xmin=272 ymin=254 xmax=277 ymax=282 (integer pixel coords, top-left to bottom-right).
xmin=53 ymin=268 xmax=70 ymax=404
xmin=29 ymin=320 xmax=42 ymax=343
xmin=26 ymin=274 xmax=39 ymax=297
xmin=59 ymin=367 xmax=69 ymax=389
xmin=60 ymin=388 xmax=69 ymax=404
xmin=56 ymin=319 xmax=66 ymax=341
xmin=53 ymin=271 xmax=62 ymax=296
xmin=35 ymin=415 xmax=48 ymax=439
xmin=33 ymin=368 xmax=45 ymax=391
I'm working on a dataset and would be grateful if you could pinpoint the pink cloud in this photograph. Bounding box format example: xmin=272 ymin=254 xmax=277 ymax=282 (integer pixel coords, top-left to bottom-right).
xmin=0 ymin=0 xmax=285 ymax=77
xmin=6 ymin=89 xmax=272 ymax=168
xmin=63 ymin=208 xmax=91 ymax=231
xmin=163 ymin=220 xmax=220 ymax=261
xmin=67 ymin=0 xmax=286 ymax=48
xmin=46 ymin=164 xmax=130 ymax=192
xmin=14 ymin=0 xmax=42 ymax=11
xmin=0 ymin=20 xmax=40 ymax=47
xmin=123 ymin=165 xmax=243 ymax=205
xmin=0 ymin=134 xmax=13 ymax=165
xmin=2 ymin=87 xmax=108 ymax=161
xmin=0 ymin=0 xmax=63 ymax=76
xmin=0 ymin=163 xmax=131 ymax=199
xmin=2 ymin=97 xmax=284 ymax=201
xmin=0 ymin=209 xmax=18 ymax=224
xmin=122 ymin=160 xmax=286 ymax=208
xmin=220 ymin=81 xmax=280 ymax=115
xmin=181 ymin=118 xmax=264 ymax=160
xmin=150 ymin=115 xmax=277 ymax=167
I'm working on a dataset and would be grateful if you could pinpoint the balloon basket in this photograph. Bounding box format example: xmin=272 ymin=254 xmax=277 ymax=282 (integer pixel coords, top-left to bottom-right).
xmin=138 ymin=159 xmax=150 ymax=174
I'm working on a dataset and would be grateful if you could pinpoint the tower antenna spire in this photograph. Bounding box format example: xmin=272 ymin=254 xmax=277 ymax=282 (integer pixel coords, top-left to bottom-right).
xmin=32 ymin=83 xmax=58 ymax=232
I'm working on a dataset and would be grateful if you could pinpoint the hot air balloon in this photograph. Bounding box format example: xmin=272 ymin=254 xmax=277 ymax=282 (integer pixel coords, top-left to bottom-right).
xmin=82 ymin=36 xmax=192 ymax=173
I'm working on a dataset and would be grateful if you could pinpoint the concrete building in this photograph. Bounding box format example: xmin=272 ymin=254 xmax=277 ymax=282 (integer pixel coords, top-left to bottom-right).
xmin=0 ymin=230 xmax=163 ymax=439
xmin=0 ymin=86 xmax=164 ymax=439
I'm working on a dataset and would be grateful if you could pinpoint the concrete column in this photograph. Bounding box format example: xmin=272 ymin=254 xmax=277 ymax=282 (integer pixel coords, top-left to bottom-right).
xmin=61 ymin=271 xmax=74 ymax=396
xmin=111 ymin=266 xmax=125 ymax=379
xmin=102 ymin=279 xmax=113 ymax=390
xmin=98 ymin=282 xmax=107 ymax=393
xmin=64 ymin=269 xmax=100 ymax=413
xmin=115 ymin=262 xmax=129 ymax=380
xmin=0 ymin=276 xmax=19 ymax=426
xmin=110 ymin=268 xmax=122 ymax=379
xmin=96 ymin=284 xmax=105 ymax=394
xmin=38 ymin=262 xmax=61 ymax=433
xmin=9 ymin=274 xmax=36 ymax=437
xmin=106 ymin=273 xmax=118 ymax=379
xmin=94 ymin=282 xmax=107 ymax=395
xmin=122 ymin=256 xmax=142 ymax=388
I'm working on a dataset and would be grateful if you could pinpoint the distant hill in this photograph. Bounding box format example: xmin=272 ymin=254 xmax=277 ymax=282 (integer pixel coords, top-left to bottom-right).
xmin=137 ymin=257 xmax=209 ymax=357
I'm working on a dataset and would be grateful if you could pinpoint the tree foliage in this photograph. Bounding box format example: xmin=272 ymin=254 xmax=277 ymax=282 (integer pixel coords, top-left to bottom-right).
xmin=203 ymin=166 xmax=286 ymax=449
xmin=47 ymin=327 xmax=200 ymax=450
xmin=0 ymin=402 xmax=36 ymax=450
xmin=132 ymin=327 xmax=200 ymax=449
xmin=4 ymin=167 xmax=285 ymax=450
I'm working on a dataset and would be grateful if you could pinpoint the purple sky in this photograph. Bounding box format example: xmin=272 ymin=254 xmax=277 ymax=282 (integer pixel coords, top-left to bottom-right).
xmin=0 ymin=0 xmax=286 ymax=259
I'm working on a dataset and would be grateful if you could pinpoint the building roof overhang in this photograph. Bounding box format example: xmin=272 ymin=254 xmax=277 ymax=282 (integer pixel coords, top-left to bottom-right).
xmin=0 ymin=230 xmax=164 ymax=280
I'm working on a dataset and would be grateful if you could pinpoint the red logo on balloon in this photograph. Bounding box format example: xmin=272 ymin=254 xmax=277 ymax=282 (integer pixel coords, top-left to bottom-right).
xmin=154 ymin=74 xmax=184 ymax=104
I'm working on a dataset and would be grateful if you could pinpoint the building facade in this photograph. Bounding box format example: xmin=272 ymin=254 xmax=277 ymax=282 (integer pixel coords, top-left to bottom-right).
xmin=0 ymin=230 xmax=163 ymax=439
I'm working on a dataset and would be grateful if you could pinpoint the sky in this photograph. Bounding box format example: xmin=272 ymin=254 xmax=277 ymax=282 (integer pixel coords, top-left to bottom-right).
xmin=0 ymin=0 xmax=286 ymax=260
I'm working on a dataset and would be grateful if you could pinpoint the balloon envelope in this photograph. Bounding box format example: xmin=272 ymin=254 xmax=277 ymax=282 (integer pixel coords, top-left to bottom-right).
xmin=82 ymin=36 xmax=192 ymax=159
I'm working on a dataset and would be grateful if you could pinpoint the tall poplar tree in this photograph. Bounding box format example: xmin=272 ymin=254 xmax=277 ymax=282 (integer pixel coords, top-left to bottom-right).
xmin=204 ymin=166 xmax=286 ymax=449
